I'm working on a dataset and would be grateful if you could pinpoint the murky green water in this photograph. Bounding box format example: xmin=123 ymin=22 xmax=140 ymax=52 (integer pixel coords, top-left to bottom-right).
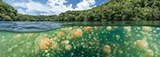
xmin=0 ymin=22 xmax=160 ymax=57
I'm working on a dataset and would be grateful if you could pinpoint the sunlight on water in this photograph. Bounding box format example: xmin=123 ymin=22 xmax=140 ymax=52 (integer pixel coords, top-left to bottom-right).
xmin=0 ymin=26 xmax=160 ymax=57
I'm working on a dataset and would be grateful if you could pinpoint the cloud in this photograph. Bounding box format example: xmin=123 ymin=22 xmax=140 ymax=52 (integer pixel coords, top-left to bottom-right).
xmin=75 ymin=0 xmax=96 ymax=10
xmin=17 ymin=9 xmax=26 ymax=14
xmin=46 ymin=0 xmax=73 ymax=15
xmin=11 ymin=0 xmax=96 ymax=15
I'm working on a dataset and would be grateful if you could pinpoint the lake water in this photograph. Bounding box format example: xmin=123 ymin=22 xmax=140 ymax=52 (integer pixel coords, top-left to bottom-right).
xmin=0 ymin=21 xmax=160 ymax=57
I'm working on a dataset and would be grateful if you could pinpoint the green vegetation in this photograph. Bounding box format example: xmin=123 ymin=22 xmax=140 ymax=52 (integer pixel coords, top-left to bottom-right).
xmin=0 ymin=0 xmax=160 ymax=21
xmin=0 ymin=0 xmax=17 ymax=21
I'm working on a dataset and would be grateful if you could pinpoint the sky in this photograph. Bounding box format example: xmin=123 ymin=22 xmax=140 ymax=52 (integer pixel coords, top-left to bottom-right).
xmin=3 ymin=0 xmax=109 ymax=15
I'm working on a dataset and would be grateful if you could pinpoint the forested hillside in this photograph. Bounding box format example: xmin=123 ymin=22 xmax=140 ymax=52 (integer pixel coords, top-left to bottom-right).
xmin=0 ymin=0 xmax=160 ymax=21
xmin=0 ymin=0 xmax=17 ymax=20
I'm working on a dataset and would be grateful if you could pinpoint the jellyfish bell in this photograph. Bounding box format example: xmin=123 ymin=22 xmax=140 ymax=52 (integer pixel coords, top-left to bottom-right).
xmin=142 ymin=26 xmax=152 ymax=32
xmin=35 ymin=35 xmax=51 ymax=50
xmin=106 ymin=26 xmax=112 ymax=31
xmin=57 ymin=32 xmax=64 ymax=38
xmin=146 ymin=49 xmax=154 ymax=56
xmin=40 ymin=38 xmax=52 ymax=50
xmin=103 ymin=45 xmax=111 ymax=54
xmin=65 ymin=27 xmax=72 ymax=32
xmin=124 ymin=26 xmax=131 ymax=32
xmin=35 ymin=35 xmax=46 ymax=46
xmin=16 ymin=34 xmax=22 ymax=38
xmin=29 ymin=33 xmax=35 ymax=38
xmin=65 ymin=44 xmax=72 ymax=51
xmin=52 ymin=43 xmax=59 ymax=49
xmin=72 ymin=29 xmax=83 ymax=38
xmin=84 ymin=26 xmax=92 ymax=32
xmin=136 ymin=39 xmax=148 ymax=49
xmin=66 ymin=34 xmax=72 ymax=40
xmin=116 ymin=35 xmax=120 ymax=40
xmin=61 ymin=40 xmax=69 ymax=45
xmin=95 ymin=26 xmax=101 ymax=30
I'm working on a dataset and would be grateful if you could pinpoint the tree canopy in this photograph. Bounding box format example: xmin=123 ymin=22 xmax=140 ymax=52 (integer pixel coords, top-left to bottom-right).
xmin=0 ymin=0 xmax=160 ymax=21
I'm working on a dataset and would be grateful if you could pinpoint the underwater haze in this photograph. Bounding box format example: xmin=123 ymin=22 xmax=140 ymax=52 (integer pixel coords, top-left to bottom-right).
xmin=0 ymin=21 xmax=160 ymax=57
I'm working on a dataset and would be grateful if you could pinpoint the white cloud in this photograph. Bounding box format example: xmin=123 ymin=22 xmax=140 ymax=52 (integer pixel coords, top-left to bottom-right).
xmin=17 ymin=9 xmax=26 ymax=14
xmin=46 ymin=0 xmax=73 ymax=15
xmin=11 ymin=0 xmax=96 ymax=15
xmin=75 ymin=0 xmax=96 ymax=10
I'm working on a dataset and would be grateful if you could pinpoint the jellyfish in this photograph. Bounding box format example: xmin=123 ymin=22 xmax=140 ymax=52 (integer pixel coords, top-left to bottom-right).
xmin=142 ymin=26 xmax=152 ymax=32
xmin=16 ymin=34 xmax=22 ymax=38
xmin=65 ymin=44 xmax=72 ymax=51
xmin=103 ymin=45 xmax=111 ymax=54
xmin=95 ymin=26 xmax=101 ymax=30
xmin=124 ymin=26 xmax=131 ymax=32
xmin=65 ymin=27 xmax=72 ymax=32
xmin=40 ymin=38 xmax=52 ymax=50
xmin=72 ymin=29 xmax=83 ymax=38
xmin=84 ymin=26 xmax=92 ymax=32
xmin=66 ymin=34 xmax=72 ymax=40
xmin=116 ymin=35 xmax=120 ymax=40
xmin=146 ymin=49 xmax=154 ymax=56
xmin=35 ymin=35 xmax=46 ymax=46
xmin=61 ymin=40 xmax=69 ymax=45
xmin=52 ymin=43 xmax=59 ymax=49
xmin=29 ymin=33 xmax=35 ymax=38
xmin=106 ymin=26 xmax=112 ymax=31
xmin=136 ymin=39 xmax=148 ymax=49
xmin=57 ymin=32 xmax=64 ymax=38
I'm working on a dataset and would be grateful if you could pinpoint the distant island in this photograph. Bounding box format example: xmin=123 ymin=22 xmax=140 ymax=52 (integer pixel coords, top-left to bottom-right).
xmin=0 ymin=0 xmax=160 ymax=21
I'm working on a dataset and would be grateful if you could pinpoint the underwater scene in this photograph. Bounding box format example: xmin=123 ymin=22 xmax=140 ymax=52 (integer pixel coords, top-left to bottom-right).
xmin=0 ymin=22 xmax=160 ymax=57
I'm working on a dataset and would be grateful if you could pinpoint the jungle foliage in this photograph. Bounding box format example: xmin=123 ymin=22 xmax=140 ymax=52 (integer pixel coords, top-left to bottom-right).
xmin=0 ymin=0 xmax=160 ymax=21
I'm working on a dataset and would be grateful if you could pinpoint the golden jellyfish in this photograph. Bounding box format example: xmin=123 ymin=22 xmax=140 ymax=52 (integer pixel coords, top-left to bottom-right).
xmin=95 ymin=26 xmax=101 ymax=30
xmin=65 ymin=27 xmax=72 ymax=32
xmin=52 ymin=43 xmax=59 ymax=49
xmin=29 ymin=33 xmax=35 ymax=38
xmin=65 ymin=44 xmax=72 ymax=51
xmin=124 ymin=26 xmax=131 ymax=32
xmin=146 ymin=49 xmax=154 ymax=56
xmin=66 ymin=34 xmax=72 ymax=40
xmin=142 ymin=26 xmax=152 ymax=32
xmin=72 ymin=29 xmax=83 ymax=38
xmin=136 ymin=39 xmax=148 ymax=49
xmin=106 ymin=26 xmax=112 ymax=31
xmin=116 ymin=35 xmax=120 ymax=40
xmin=57 ymin=32 xmax=64 ymax=38
xmin=40 ymin=38 xmax=52 ymax=50
xmin=84 ymin=26 xmax=92 ymax=32
xmin=61 ymin=40 xmax=69 ymax=45
xmin=35 ymin=35 xmax=46 ymax=46
xmin=103 ymin=45 xmax=111 ymax=54
xmin=16 ymin=34 xmax=22 ymax=38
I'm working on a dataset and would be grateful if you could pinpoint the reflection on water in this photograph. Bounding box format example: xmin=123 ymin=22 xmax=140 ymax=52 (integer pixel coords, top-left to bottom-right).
xmin=0 ymin=21 xmax=61 ymax=32
xmin=0 ymin=25 xmax=160 ymax=57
